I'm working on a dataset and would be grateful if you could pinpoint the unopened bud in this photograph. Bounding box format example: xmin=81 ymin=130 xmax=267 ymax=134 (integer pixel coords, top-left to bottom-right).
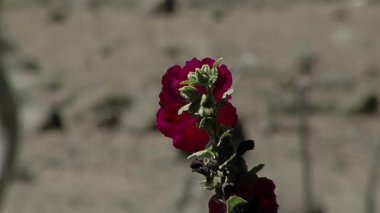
xmin=222 ymin=182 xmax=235 ymax=199
xmin=199 ymin=94 xmax=214 ymax=117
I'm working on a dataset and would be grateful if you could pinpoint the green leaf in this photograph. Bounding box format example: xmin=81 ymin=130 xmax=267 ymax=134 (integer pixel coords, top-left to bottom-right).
xmin=196 ymin=70 xmax=209 ymax=85
xmin=222 ymin=88 xmax=234 ymax=99
xmin=187 ymin=72 xmax=198 ymax=82
xmin=198 ymin=117 xmax=214 ymax=130
xmin=179 ymin=85 xmax=197 ymax=93
xmin=179 ymin=86 xmax=200 ymax=101
xmin=213 ymin=58 xmax=223 ymax=70
xmin=201 ymin=64 xmax=211 ymax=72
xmin=219 ymin=153 xmax=237 ymax=169
xmin=250 ymin=163 xmax=265 ymax=174
xmin=178 ymin=103 xmax=191 ymax=115
xmin=217 ymin=88 xmax=234 ymax=109
xmin=180 ymin=79 xmax=197 ymax=86
xmin=209 ymin=68 xmax=218 ymax=86
xmin=217 ymin=129 xmax=232 ymax=147
xmin=187 ymin=146 xmax=215 ymax=160
xmin=226 ymin=196 xmax=247 ymax=213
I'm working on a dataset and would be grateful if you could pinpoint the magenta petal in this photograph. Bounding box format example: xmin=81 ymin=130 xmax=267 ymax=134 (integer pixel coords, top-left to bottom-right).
xmin=182 ymin=58 xmax=203 ymax=75
xmin=160 ymin=65 xmax=183 ymax=103
xmin=173 ymin=120 xmax=209 ymax=152
xmin=157 ymin=109 xmax=209 ymax=153
xmin=202 ymin=57 xmax=216 ymax=67
xmin=156 ymin=108 xmax=176 ymax=137
xmin=217 ymin=102 xmax=238 ymax=127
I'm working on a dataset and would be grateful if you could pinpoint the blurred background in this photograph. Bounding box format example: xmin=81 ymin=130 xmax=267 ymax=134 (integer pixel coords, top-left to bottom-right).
xmin=0 ymin=0 xmax=379 ymax=212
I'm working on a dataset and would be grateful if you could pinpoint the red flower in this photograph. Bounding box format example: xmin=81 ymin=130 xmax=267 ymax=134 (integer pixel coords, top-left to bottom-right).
xmin=237 ymin=177 xmax=279 ymax=213
xmin=156 ymin=58 xmax=238 ymax=152
xmin=208 ymin=177 xmax=279 ymax=213
xmin=209 ymin=195 xmax=227 ymax=213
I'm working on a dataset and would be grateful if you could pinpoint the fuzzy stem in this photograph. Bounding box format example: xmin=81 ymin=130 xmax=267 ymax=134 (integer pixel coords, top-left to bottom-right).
xmin=365 ymin=140 xmax=380 ymax=213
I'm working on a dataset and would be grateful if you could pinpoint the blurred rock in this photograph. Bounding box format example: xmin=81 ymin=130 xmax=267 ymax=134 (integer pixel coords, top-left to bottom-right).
xmin=14 ymin=163 xmax=35 ymax=183
xmin=163 ymin=45 xmax=181 ymax=59
xmin=364 ymin=65 xmax=379 ymax=79
xmin=238 ymin=52 xmax=258 ymax=72
xmin=87 ymin=0 xmax=104 ymax=11
xmin=332 ymin=7 xmax=350 ymax=22
xmin=314 ymin=71 xmax=355 ymax=91
xmin=152 ymin=0 xmax=176 ymax=14
xmin=122 ymin=86 xmax=157 ymax=132
xmin=18 ymin=57 xmax=41 ymax=74
xmin=344 ymin=90 xmax=378 ymax=115
xmin=92 ymin=94 xmax=132 ymax=129
xmin=331 ymin=28 xmax=356 ymax=45
xmin=47 ymin=0 xmax=72 ymax=24
xmin=39 ymin=107 xmax=65 ymax=132
xmin=44 ymin=79 xmax=62 ymax=92
xmin=297 ymin=51 xmax=318 ymax=75
xmin=211 ymin=9 xmax=226 ymax=22
xmin=0 ymin=35 xmax=16 ymax=54
xmin=48 ymin=9 xmax=68 ymax=24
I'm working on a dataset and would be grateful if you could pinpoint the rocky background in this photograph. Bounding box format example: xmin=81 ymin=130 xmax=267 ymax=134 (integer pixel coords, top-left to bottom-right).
xmin=1 ymin=0 xmax=380 ymax=212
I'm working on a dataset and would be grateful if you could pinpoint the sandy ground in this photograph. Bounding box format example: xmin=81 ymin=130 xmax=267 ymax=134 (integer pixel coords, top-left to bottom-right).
xmin=1 ymin=0 xmax=380 ymax=212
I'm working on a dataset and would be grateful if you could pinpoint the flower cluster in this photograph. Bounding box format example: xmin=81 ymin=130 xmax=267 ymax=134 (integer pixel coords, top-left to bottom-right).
xmin=157 ymin=58 xmax=278 ymax=213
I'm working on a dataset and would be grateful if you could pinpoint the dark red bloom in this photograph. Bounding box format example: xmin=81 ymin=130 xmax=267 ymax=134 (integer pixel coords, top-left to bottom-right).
xmin=156 ymin=58 xmax=238 ymax=152
xmin=237 ymin=177 xmax=279 ymax=213
xmin=208 ymin=177 xmax=279 ymax=213
xmin=208 ymin=195 xmax=227 ymax=213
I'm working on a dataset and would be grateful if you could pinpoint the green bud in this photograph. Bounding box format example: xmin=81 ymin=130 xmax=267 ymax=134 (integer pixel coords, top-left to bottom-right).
xmin=226 ymin=196 xmax=247 ymax=213
xmin=180 ymin=79 xmax=197 ymax=86
xmin=201 ymin=64 xmax=211 ymax=73
xmin=198 ymin=106 xmax=214 ymax=118
xmin=209 ymin=68 xmax=218 ymax=86
xmin=187 ymin=72 xmax=198 ymax=82
xmin=208 ymin=59 xmax=222 ymax=86
xmin=196 ymin=69 xmax=209 ymax=85
xmin=199 ymin=94 xmax=214 ymax=117
xmin=179 ymin=86 xmax=200 ymax=101
xmin=200 ymin=94 xmax=212 ymax=108
xmin=188 ymin=101 xmax=200 ymax=115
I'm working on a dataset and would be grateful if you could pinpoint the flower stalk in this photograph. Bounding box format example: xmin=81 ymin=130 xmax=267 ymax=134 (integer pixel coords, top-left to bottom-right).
xmin=157 ymin=57 xmax=278 ymax=213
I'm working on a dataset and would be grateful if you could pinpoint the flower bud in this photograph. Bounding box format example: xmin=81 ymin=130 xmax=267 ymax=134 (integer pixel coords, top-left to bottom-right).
xmin=190 ymin=159 xmax=210 ymax=177
xmin=198 ymin=94 xmax=214 ymax=117
xmin=196 ymin=69 xmax=209 ymax=85
xmin=222 ymin=182 xmax=235 ymax=200
xmin=179 ymin=86 xmax=200 ymax=102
